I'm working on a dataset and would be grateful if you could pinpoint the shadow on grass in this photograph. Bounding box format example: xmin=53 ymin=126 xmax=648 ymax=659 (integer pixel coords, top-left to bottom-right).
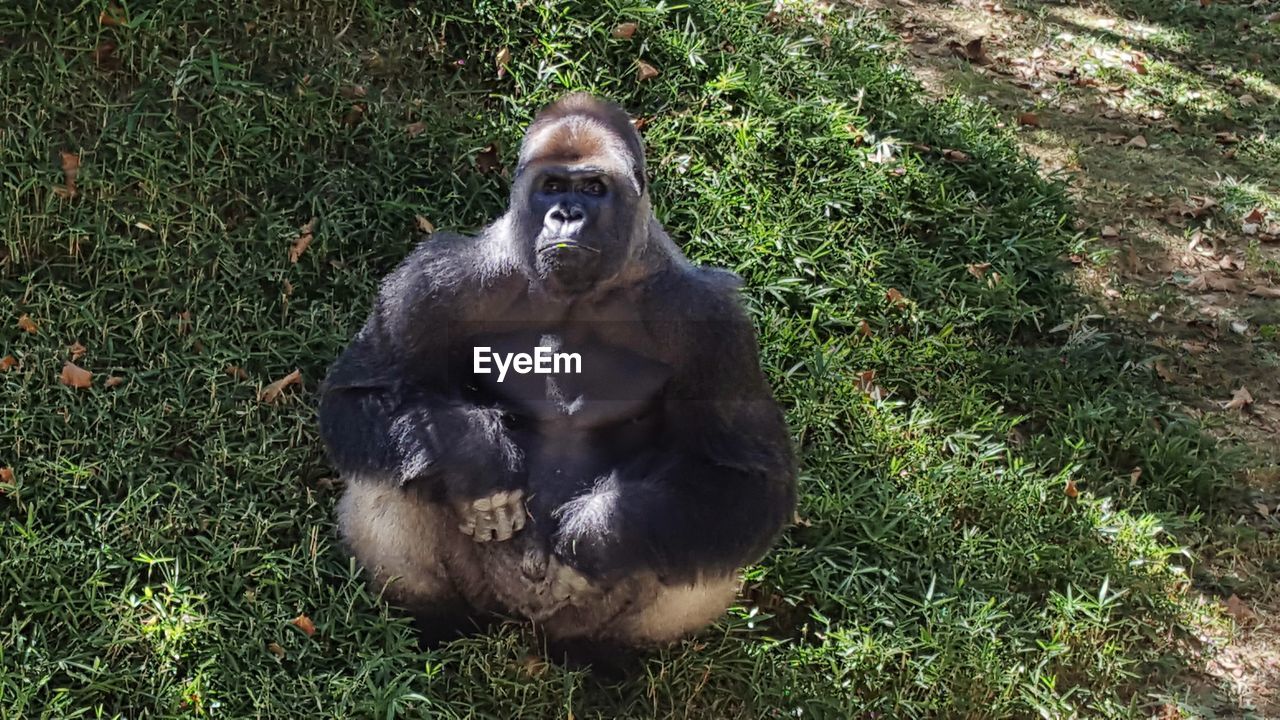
xmin=0 ymin=0 xmax=1253 ymax=717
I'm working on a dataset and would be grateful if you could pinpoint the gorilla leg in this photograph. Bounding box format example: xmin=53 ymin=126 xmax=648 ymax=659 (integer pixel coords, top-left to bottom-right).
xmin=336 ymin=475 xmax=492 ymax=644
xmin=615 ymin=575 xmax=741 ymax=645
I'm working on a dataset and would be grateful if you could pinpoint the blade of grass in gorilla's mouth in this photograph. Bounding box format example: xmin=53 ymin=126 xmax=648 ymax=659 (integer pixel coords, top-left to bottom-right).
xmin=538 ymin=241 xmax=600 ymax=254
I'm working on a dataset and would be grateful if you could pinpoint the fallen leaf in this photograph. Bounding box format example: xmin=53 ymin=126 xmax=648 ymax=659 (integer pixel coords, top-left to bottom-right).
xmin=267 ymin=642 xmax=286 ymax=659
xmin=415 ymin=215 xmax=435 ymax=234
xmin=1248 ymin=285 xmax=1280 ymax=298
xmin=1127 ymin=135 xmax=1148 ymax=149
xmin=1218 ymin=255 xmax=1243 ymax=271
xmin=225 ymin=364 xmax=250 ymax=381
xmin=1017 ymin=112 xmax=1040 ymax=127
xmin=55 ymin=151 xmax=80 ymax=198
xmin=68 ymin=342 xmax=86 ymax=360
xmin=290 ymin=217 xmax=316 ymax=263
xmin=856 ymin=370 xmax=885 ymax=401
xmin=1180 ymin=341 xmax=1211 ymax=354
xmin=99 ymin=3 xmax=127 ymax=26
xmin=1254 ymin=502 xmax=1271 ymax=517
xmin=520 ymin=654 xmax=549 ymax=678
xmin=104 ymin=376 xmax=124 ymax=388
xmin=0 ymin=467 xmax=12 ymax=484
xmin=1129 ymin=467 xmax=1143 ymax=483
xmin=1101 ymin=225 xmax=1120 ymax=240
xmin=942 ymin=149 xmax=970 ymax=162
xmin=1154 ymin=360 xmax=1175 ymax=382
xmin=1214 ymin=132 xmax=1240 ymax=145
xmin=176 ymin=310 xmax=192 ymax=336
xmin=635 ymin=60 xmax=660 ymax=82
xmin=967 ymin=262 xmax=992 ymax=279
xmin=260 ymin=369 xmax=302 ymax=403
xmin=949 ymin=37 xmax=990 ymax=64
xmin=1224 ymin=386 xmax=1253 ymax=411
xmin=1239 ymin=94 xmax=1257 ymax=107
xmin=612 ymin=22 xmax=638 ymax=39
xmin=1187 ymin=272 xmax=1239 ymax=292
xmin=885 ymin=288 xmax=908 ymax=308
xmin=495 ymin=47 xmax=511 ymax=79
xmin=858 ymin=319 xmax=872 ymax=339
xmin=282 ymin=279 xmax=294 ymax=297
xmin=1177 ymin=195 xmax=1218 ymax=219
xmin=405 ymin=121 xmax=427 ymax=138
xmin=0 ymin=356 xmax=16 ymax=372
xmin=342 ymin=104 xmax=365 ymax=126
xmin=92 ymin=41 xmax=118 ymax=66
xmin=60 ymin=362 xmax=93 ymax=389
xmin=17 ymin=314 xmax=37 ymax=334
xmin=1065 ymin=478 xmax=1079 ymax=498
xmin=339 ymin=85 xmax=367 ymax=100
xmin=1242 ymin=207 xmax=1267 ymax=235
xmin=1225 ymin=594 xmax=1256 ymax=625
xmin=475 ymin=144 xmax=502 ymax=173
xmin=290 ymin=613 xmax=317 ymax=637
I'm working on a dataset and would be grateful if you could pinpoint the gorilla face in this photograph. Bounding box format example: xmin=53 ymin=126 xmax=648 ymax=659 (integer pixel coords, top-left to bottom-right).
xmin=525 ymin=167 xmax=634 ymax=295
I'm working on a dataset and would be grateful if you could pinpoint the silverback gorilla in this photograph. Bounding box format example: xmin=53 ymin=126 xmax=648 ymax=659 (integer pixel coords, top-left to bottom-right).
xmin=318 ymin=94 xmax=796 ymax=655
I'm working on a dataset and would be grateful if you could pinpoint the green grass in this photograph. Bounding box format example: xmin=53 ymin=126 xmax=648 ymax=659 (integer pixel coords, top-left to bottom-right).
xmin=0 ymin=1 xmax=1244 ymax=717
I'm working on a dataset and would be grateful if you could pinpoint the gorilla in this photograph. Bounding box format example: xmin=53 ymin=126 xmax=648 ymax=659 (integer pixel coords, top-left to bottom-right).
xmin=317 ymin=93 xmax=796 ymax=657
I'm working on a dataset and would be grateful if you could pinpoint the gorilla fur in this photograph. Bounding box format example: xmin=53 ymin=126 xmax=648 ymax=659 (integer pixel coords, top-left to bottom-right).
xmin=318 ymin=93 xmax=796 ymax=654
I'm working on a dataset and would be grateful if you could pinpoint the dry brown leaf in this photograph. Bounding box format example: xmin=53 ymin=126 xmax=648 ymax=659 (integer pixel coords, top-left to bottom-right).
xmin=1065 ymin=478 xmax=1079 ymax=498
xmin=1178 ymin=195 xmax=1218 ymax=219
xmin=949 ymin=37 xmax=990 ymax=64
xmin=1101 ymin=225 xmax=1120 ymax=240
xmin=225 ymin=364 xmax=250 ymax=381
xmin=261 ymin=369 xmax=302 ymax=403
xmin=1218 ymin=255 xmax=1243 ymax=271
xmin=636 ymin=61 xmax=660 ymax=82
xmin=885 ymin=288 xmax=908 ymax=307
xmin=104 ymin=376 xmax=124 ymax=388
xmin=1129 ymin=467 xmax=1143 ymax=484
xmin=942 ymin=149 xmax=970 ymax=162
xmin=1224 ymin=387 xmax=1253 ymax=411
xmin=1154 ymin=361 xmax=1175 ymax=382
xmin=0 ymin=467 xmax=13 ymax=484
xmin=54 ymin=151 xmax=80 ymax=199
xmin=612 ymin=22 xmax=638 ymax=39
xmin=1187 ymin=272 xmax=1239 ymax=292
xmin=520 ymin=654 xmax=549 ymax=678
xmin=1239 ymin=94 xmax=1257 ymax=107
xmin=405 ymin=121 xmax=427 ymax=138
xmin=475 ymin=144 xmax=502 ymax=174
xmin=99 ymin=4 xmax=127 ymax=26
xmin=1017 ymin=112 xmax=1040 ymax=127
xmin=495 ymin=47 xmax=511 ymax=79
xmin=17 ymin=314 xmax=37 ymax=334
xmin=1127 ymin=135 xmax=1148 ymax=148
xmin=415 ymin=215 xmax=435 ymax=234
xmin=267 ymin=642 xmax=286 ymax=659
xmin=92 ymin=41 xmax=118 ymax=66
xmin=290 ymin=613 xmax=317 ymax=636
xmin=290 ymin=218 xmax=316 ymax=263
xmin=1242 ymin=207 xmax=1266 ymax=236
xmin=1214 ymin=131 xmax=1240 ymax=145
xmin=1248 ymin=285 xmax=1280 ymax=298
xmin=1180 ymin=341 xmax=1211 ymax=354
xmin=967 ymin=262 xmax=991 ymax=279
xmin=856 ymin=370 xmax=886 ymax=401
xmin=1225 ymin=594 xmax=1256 ymax=625
xmin=339 ymin=85 xmax=367 ymax=100
xmin=0 ymin=356 xmax=17 ymax=372
xmin=857 ymin=319 xmax=872 ymax=339
xmin=342 ymin=104 xmax=365 ymax=126
xmin=68 ymin=342 xmax=87 ymax=360
xmin=60 ymin=362 xmax=93 ymax=389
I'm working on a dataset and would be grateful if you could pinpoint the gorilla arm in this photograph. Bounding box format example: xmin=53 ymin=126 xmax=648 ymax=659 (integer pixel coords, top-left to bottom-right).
xmin=551 ymin=273 xmax=797 ymax=584
xmin=317 ymin=235 xmax=526 ymax=533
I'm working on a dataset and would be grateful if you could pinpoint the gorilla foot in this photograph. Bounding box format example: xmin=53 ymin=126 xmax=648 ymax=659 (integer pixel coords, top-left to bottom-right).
xmin=543 ymin=556 xmax=599 ymax=604
xmin=457 ymin=489 xmax=526 ymax=542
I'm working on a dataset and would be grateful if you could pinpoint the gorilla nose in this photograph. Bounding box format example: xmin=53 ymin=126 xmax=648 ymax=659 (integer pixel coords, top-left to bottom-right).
xmin=546 ymin=203 xmax=585 ymax=230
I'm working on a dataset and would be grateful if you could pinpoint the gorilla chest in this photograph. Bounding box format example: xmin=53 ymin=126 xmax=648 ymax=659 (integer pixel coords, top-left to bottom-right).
xmin=464 ymin=330 xmax=671 ymax=429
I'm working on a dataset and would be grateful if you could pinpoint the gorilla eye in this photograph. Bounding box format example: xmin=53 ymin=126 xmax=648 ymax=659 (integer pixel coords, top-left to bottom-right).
xmin=582 ymin=179 xmax=607 ymax=197
xmin=542 ymin=177 xmax=568 ymax=194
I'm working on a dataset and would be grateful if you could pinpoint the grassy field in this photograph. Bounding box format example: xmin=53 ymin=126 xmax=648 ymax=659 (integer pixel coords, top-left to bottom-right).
xmin=0 ymin=1 xmax=1258 ymax=717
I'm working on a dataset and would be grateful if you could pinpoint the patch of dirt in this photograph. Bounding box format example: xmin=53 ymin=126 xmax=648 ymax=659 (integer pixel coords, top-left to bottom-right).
xmin=858 ymin=0 xmax=1280 ymax=715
